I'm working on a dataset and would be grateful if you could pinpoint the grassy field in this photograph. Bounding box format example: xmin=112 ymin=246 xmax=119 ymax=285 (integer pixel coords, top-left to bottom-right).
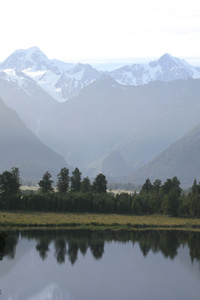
xmin=0 ymin=211 xmax=200 ymax=230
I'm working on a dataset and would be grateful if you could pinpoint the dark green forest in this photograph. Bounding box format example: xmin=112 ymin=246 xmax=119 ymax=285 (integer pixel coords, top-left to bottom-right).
xmin=0 ymin=167 xmax=200 ymax=218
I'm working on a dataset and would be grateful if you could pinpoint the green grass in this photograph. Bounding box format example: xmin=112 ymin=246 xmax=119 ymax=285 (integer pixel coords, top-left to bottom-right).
xmin=0 ymin=211 xmax=200 ymax=230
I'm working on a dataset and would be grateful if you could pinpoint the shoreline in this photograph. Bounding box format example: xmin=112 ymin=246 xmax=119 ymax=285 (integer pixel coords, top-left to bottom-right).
xmin=0 ymin=211 xmax=200 ymax=231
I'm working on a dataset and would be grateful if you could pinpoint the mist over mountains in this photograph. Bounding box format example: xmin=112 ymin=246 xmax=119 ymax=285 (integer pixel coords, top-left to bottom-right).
xmin=128 ymin=122 xmax=200 ymax=186
xmin=0 ymin=46 xmax=200 ymax=185
xmin=0 ymin=97 xmax=67 ymax=180
xmin=0 ymin=69 xmax=57 ymax=134
xmin=38 ymin=77 xmax=200 ymax=181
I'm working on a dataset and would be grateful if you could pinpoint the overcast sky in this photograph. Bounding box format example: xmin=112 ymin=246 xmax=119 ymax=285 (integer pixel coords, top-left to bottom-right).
xmin=1 ymin=0 xmax=200 ymax=65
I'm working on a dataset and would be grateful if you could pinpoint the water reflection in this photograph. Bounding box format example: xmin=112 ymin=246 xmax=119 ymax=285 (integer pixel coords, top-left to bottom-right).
xmin=0 ymin=232 xmax=18 ymax=261
xmin=1 ymin=229 xmax=200 ymax=300
xmin=1 ymin=229 xmax=200 ymax=264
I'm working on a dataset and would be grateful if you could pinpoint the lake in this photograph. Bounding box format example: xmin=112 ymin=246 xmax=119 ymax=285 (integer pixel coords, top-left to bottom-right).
xmin=0 ymin=229 xmax=200 ymax=300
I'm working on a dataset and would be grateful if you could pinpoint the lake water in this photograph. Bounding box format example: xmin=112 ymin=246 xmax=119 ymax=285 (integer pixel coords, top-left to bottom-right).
xmin=0 ymin=229 xmax=200 ymax=300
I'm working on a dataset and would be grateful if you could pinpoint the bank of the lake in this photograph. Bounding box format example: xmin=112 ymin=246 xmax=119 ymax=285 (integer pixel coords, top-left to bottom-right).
xmin=0 ymin=211 xmax=200 ymax=230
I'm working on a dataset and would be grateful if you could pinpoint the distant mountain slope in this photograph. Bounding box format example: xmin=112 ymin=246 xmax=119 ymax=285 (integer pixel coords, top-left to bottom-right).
xmin=128 ymin=122 xmax=200 ymax=186
xmin=101 ymin=152 xmax=132 ymax=178
xmin=38 ymin=77 xmax=200 ymax=177
xmin=108 ymin=53 xmax=200 ymax=85
xmin=0 ymin=98 xmax=67 ymax=180
xmin=0 ymin=70 xmax=57 ymax=134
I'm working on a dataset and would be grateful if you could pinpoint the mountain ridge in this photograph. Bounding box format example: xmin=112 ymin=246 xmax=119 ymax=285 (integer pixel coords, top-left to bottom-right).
xmin=1 ymin=47 xmax=200 ymax=102
xmin=108 ymin=53 xmax=200 ymax=85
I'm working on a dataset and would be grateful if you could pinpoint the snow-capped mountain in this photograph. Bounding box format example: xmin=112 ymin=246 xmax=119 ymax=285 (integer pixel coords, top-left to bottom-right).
xmin=0 ymin=46 xmax=60 ymax=73
xmin=0 ymin=47 xmax=102 ymax=102
xmin=26 ymin=62 xmax=102 ymax=101
xmin=1 ymin=47 xmax=200 ymax=103
xmin=108 ymin=53 xmax=200 ymax=85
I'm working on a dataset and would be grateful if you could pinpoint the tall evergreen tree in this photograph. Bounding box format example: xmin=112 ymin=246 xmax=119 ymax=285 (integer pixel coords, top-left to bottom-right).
xmin=92 ymin=173 xmax=107 ymax=193
xmin=38 ymin=171 xmax=54 ymax=193
xmin=191 ymin=179 xmax=200 ymax=194
xmin=153 ymin=179 xmax=162 ymax=193
xmin=162 ymin=177 xmax=181 ymax=197
xmin=81 ymin=177 xmax=91 ymax=193
xmin=0 ymin=167 xmax=20 ymax=197
xmin=141 ymin=178 xmax=153 ymax=193
xmin=57 ymin=168 xmax=69 ymax=194
xmin=70 ymin=168 xmax=82 ymax=192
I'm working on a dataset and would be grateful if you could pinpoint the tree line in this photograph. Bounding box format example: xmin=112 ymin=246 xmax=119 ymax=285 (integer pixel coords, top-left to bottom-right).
xmin=0 ymin=167 xmax=200 ymax=218
xmin=38 ymin=167 xmax=107 ymax=194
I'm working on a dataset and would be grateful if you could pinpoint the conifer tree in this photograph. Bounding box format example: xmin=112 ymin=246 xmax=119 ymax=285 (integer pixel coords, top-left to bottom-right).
xmin=70 ymin=168 xmax=82 ymax=192
xmin=38 ymin=171 xmax=54 ymax=193
xmin=57 ymin=168 xmax=69 ymax=194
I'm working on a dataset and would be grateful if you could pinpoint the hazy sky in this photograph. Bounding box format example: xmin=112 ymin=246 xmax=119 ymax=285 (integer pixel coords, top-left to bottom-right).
xmin=1 ymin=0 xmax=200 ymax=65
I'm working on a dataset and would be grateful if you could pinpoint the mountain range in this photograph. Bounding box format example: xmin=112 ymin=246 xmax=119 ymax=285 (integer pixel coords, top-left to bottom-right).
xmin=0 ymin=47 xmax=102 ymax=102
xmin=1 ymin=47 xmax=200 ymax=103
xmin=1 ymin=47 xmax=200 ymax=185
xmin=108 ymin=54 xmax=200 ymax=85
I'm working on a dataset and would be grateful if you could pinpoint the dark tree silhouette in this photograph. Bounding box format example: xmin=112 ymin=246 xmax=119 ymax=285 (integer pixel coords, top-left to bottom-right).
xmin=0 ymin=167 xmax=20 ymax=197
xmin=81 ymin=177 xmax=91 ymax=193
xmin=92 ymin=173 xmax=107 ymax=193
xmin=141 ymin=178 xmax=153 ymax=193
xmin=57 ymin=168 xmax=70 ymax=194
xmin=36 ymin=239 xmax=50 ymax=260
xmin=54 ymin=239 xmax=67 ymax=264
xmin=38 ymin=171 xmax=54 ymax=193
xmin=70 ymin=168 xmax=82 ymax=192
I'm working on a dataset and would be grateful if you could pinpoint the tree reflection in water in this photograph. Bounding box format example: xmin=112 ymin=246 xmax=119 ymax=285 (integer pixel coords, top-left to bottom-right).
xmin=1 ymin=230 xmax=200 ymax=265
xmin=0 ymin=232 xmax=7 ymax=296
xmin=36 ymin=239 xmax=50 ymax=260
xmin=0 ymin=232 xmax=18 ymax=260
xmin=54 ymin=239 xmax=67 ymax=264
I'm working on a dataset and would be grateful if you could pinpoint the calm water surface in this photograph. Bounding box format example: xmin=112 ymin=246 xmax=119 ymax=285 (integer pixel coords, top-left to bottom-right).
xmin=0 ymin=230 xmax=200 ymax=300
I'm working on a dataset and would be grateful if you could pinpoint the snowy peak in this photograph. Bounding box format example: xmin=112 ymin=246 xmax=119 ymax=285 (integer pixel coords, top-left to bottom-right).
xmin=157 ymin=53 xmax=176 ymax=64
xmin=0 ymin=47 xmax=103 ymax=101
xmin=0 ymin=46 xmax=59 ymax=73
xmin=66 ymin=63 xmax=102 ymax=84
xmin=108 ymin=53 xmax=200 ymax=85
xmin=157 ymin=53 xmax=190 ymax=69
xmin=155 ymin=53 xmax=193 ymax=81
